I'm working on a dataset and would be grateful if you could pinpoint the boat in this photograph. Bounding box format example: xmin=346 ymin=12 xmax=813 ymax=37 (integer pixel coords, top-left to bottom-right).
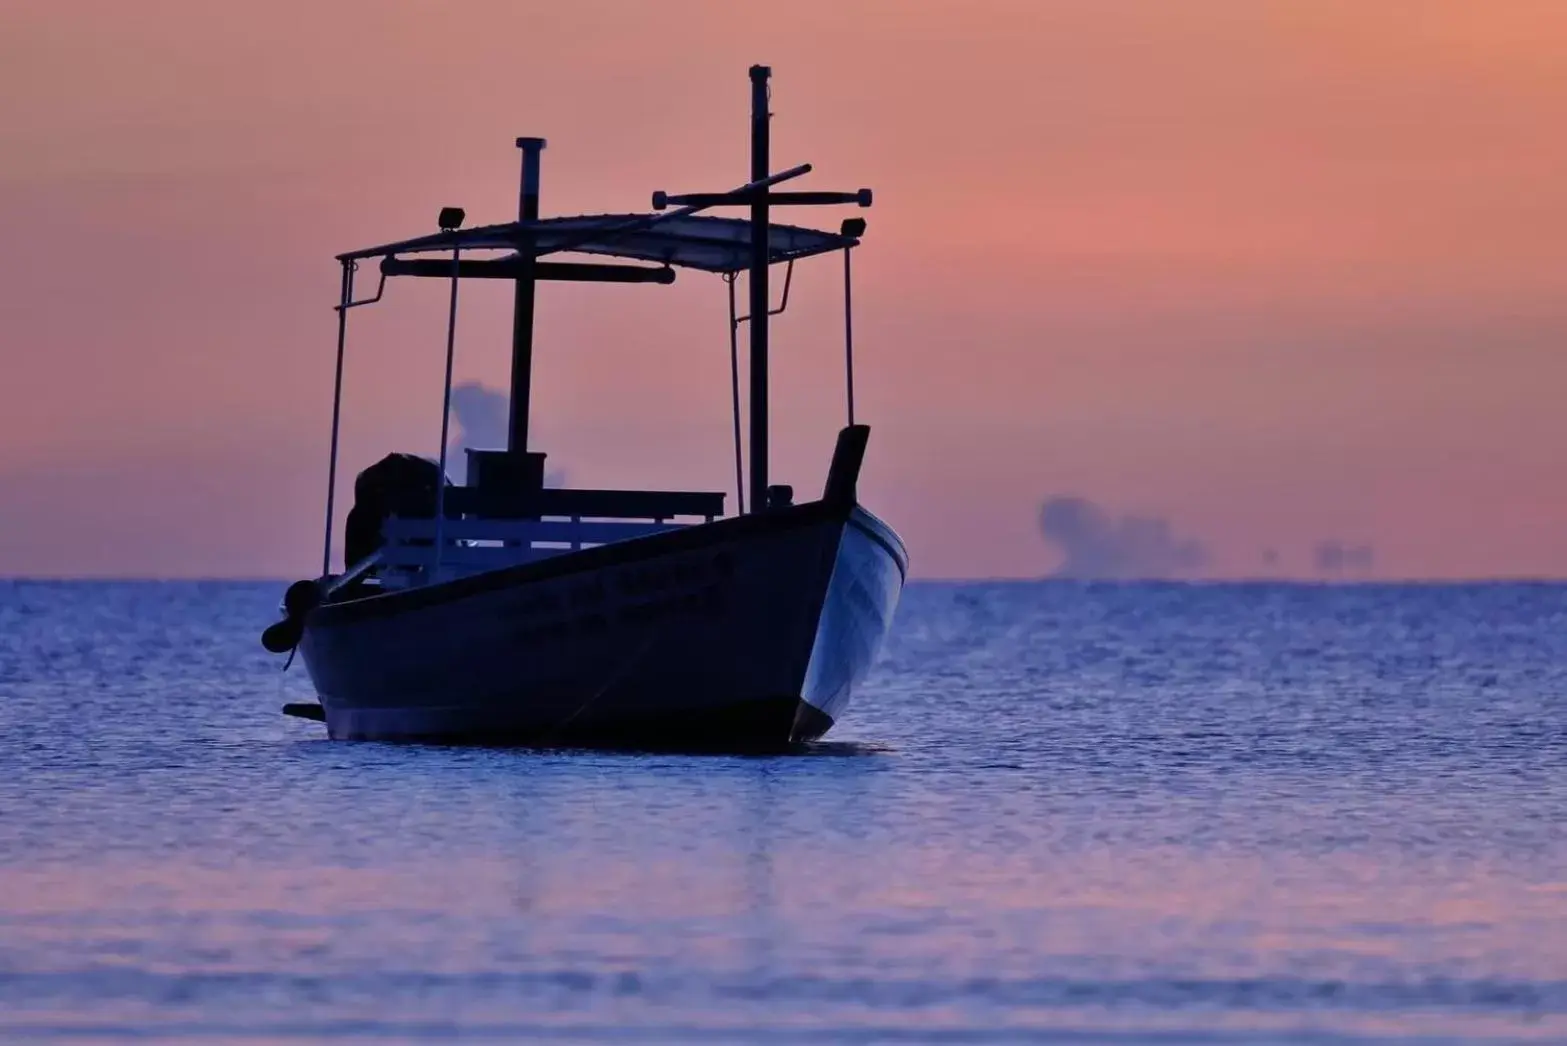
xmin=262 ymin=65 xmax=908 ymax=746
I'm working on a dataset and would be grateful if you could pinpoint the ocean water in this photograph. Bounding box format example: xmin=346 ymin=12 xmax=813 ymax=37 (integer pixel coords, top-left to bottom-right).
xmin=0 ymin=580 xmax=1563 ymax=1045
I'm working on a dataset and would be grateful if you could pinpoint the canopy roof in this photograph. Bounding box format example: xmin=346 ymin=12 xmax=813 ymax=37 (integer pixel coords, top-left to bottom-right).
xmin=338 ymin=213 xmax=859 ymax=274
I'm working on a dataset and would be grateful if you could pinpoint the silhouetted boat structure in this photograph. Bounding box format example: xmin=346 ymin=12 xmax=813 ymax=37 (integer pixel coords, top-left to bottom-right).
xmin=263 ymin=66 xmax=907 ymax=745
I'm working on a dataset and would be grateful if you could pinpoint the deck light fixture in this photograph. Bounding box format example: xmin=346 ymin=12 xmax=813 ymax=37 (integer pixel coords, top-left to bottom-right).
xmin=438 ymin=206 xmax=466 ymax=232
xmin=840 ymin=217 xmax=866 ymax=238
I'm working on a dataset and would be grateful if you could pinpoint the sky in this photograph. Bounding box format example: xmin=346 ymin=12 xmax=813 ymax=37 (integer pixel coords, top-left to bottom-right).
xmin=1 ymin=0 xmax=1564 ymax=579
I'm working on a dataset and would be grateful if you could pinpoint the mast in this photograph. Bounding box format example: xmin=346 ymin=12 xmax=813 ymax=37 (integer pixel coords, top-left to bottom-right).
xmin=509 ymin=137 xmax=546 ymax=453
xmin=748 ymin=65 xmax=771 ymax=512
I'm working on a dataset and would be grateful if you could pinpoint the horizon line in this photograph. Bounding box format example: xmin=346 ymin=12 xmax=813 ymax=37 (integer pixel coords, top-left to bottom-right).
xmin=3 ymin=575 xmax=1567 ymax=587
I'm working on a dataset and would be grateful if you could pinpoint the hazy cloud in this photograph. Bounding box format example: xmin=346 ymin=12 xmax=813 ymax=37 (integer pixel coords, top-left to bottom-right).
xmin=1314 ymin=539 xmax=1374 ymax=576
xmin=1038 ymin=496 xmax=1209 ymax=580
xmin=447 ymin=382 xmax=564 ymax=487
xmin=450 ymin=382 xmax=509 ymax=457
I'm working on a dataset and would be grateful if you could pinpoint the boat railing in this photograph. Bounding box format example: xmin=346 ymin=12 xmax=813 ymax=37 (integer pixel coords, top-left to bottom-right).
xmin=442 ymin=486 xmax=724 ymax=520
xmin=378 ymin=513 xmax=700 ymax=582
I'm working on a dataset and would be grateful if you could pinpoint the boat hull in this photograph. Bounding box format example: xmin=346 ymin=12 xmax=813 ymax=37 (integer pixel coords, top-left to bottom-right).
xmin=299 ymin=501 xmax=906 ymax=745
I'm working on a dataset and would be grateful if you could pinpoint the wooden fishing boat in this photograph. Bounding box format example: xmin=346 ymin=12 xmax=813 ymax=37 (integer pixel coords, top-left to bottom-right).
xmin=263 ymin=66 xmax=907 ymax=745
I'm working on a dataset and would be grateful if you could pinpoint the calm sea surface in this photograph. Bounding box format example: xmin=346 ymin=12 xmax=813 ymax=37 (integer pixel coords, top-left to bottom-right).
xmin=0 ymin=580 xmax=1563 ymax=1044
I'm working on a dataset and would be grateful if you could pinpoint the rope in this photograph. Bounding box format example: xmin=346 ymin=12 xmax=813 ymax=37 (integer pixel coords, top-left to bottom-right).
xmin=322 ymin=261 xmax=354 ymax=577
xmin=432 ymin=247 xmax=461 ymax=580
xmin=540 ymin=620 xmax=668 ymax=743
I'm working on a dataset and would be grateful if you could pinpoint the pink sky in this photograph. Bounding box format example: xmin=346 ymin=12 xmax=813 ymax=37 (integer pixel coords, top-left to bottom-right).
xmin=1 ymin=0 xmax=1564 ymax=578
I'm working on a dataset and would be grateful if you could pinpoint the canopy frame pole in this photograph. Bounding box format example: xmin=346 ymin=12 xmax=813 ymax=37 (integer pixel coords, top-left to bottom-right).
xmin=322 ymin=260 xmax=355 ymax=578
xmin=433 ymin=247 xmax=461 ymax=580
xmin=724 ymin=273 xmax=746 ymax=516
xmin=748 ymin=64 xmax=771 ymax=513
xmin=735 ymin=257 xmax=793 ymax=323
xmin=843 ymin=245 xmax=856 ymax=426
xmin=341 ymin=269 xmax=387 ymax=310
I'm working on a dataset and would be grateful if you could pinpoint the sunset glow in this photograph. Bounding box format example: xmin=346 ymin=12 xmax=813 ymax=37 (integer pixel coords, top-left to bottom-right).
xmin=2 ymin=0 xmax=1564 ymax=578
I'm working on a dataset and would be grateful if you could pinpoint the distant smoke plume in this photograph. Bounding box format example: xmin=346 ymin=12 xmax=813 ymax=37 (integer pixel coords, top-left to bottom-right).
xmin=450 ymin=382 xmax=510 ymax=455
xmin=1314 ymin=539 xmax=1374 ymax=576
xmin=447 ymin=382 xmax=565 ymax=487
xmin=1038 ymin=496 xmax=1209 ymax=580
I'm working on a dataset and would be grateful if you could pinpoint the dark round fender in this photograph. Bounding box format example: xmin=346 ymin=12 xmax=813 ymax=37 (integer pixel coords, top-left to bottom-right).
xmin=261 ymin=617 xmax=305 ymax=654
xmin=283 ymin=579 xmax=322 ymax=617
xmin=262 ymin=579 xmax=323 ymax=653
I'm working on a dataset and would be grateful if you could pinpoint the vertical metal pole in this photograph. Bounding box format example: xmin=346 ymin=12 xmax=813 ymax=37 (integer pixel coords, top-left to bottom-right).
xmin=726 ymin=275 xmax=746 ymax=515
xmin=433 ymin=248 xmax=461 ymax=580
xmin=843 ymin=246 xmax=856 ymax=426
xmin=322 ymin=260 xmax=354 ymax=577
xmin=509 ymin=137 xmax=546 ymax=453
xmin=747 ymin=65 xmax=771 ymax=512
xmin=517 ymin=137 xmax=544 ymax=221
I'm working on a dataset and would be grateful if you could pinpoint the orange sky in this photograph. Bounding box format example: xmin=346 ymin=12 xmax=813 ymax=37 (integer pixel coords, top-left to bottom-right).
xmin=1 ymin=0 xmax=1564 ymax=578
